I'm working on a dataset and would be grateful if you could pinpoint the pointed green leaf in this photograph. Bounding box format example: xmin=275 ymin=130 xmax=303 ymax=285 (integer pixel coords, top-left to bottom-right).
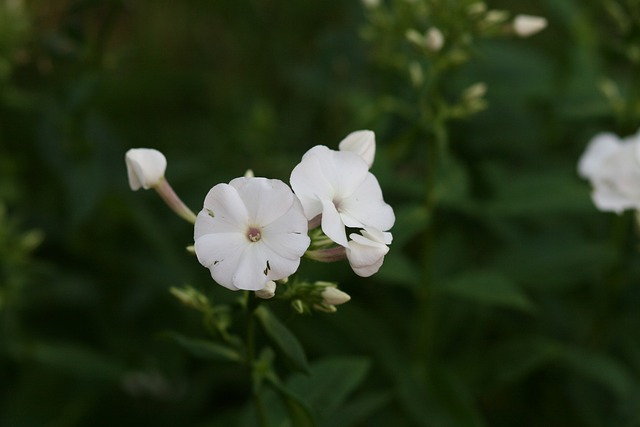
xmin=164 ymin=332 xmax=244 ymax=363
xmin=255 ymin=306 xmax=309 ymax=373
xmin=287 ymin=357 xmax=371 ymax=418
xmin=267 ymin=373 xmax=318 ymax=427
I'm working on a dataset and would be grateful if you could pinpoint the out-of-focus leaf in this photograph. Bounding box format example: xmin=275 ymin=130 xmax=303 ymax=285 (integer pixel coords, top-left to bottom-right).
xmin=267 ymin=373 xmax=318 ymax=427
xmin=255 ymin=306 xmax=309 ymax=373
xmin=23 ymin=342 xmax=125 ymax=382
xmin=436 ymin=271 xmax=535 ymax=313
xmin=164 ymin=332 xmax=244 ymax=363
xmin=323 ymin=390 xmax=393 ymax=427
xmin=430 ymin=366 xmax=486 ymax=427
xmin=287 ymin=357 xmax=371 ymax=418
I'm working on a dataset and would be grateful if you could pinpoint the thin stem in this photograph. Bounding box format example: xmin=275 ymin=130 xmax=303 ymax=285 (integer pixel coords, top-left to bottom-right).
xmin=154 ymin=178 xmax=197 ymax=223
xmin=245 ymin=292 xmax=269 ymax=427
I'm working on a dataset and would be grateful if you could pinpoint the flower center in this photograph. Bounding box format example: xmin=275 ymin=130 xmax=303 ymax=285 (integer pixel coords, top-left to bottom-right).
xmin=247 ymin=226 xmax=262 ymax=242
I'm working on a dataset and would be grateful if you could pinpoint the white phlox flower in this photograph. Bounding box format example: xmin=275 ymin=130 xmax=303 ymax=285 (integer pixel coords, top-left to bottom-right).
xmin=126 ymin=148 xmax=167 ymax=190
xmin=578 ymin=129 xmax=640 ymax=213
xmin=290 ymin=143 xmax=395 ymax=248
xmin=338 ymin=130 xmax=376 ymax=168
xmin=194 ymin=177 xmax=310 ymax=291
xmin=346 ymin=228 xmax=392 ymax=277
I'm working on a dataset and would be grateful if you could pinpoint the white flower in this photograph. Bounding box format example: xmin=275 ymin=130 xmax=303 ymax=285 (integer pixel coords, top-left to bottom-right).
xmin=513 ymin=14 xmax=547 ymax=37
xmin=290 ymin=145 xmax=395 ymax=247
xmin=346 ymin=228 xmax=392 ymax=277
xmin=578 ymin=130 xmax=640 ymax=213
xmin=125 ymin=148 xmax=167 ymax=190
xmin=338 ymin=130 xmax=376 ymax=168
xmin=194 ymin=177 xmax=310 ymax=291
xmin=425 ymin=27 xmax=444 ymax=52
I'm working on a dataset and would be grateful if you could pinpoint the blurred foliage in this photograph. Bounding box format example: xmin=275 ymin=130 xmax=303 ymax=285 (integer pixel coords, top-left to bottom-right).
xmin=2 ymin=0 xmax=640 ymax=426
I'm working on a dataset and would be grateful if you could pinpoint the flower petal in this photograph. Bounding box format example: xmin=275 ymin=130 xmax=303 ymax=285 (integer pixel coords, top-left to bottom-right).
xmin=290 ymin=149 xmax=334 ymax=219
xmin=197 ymin=183 xmax=249 ymax=236
xmin=340 ymin=173 xmax=395 ymax=231
xmin=230 ymin=177 xmax=295 ymax=227
xmin=346 ymin=231 xmax=390 ymax=277
xmin=320 ymin=199 xmax=348 ymax=247
xmin=261 ymin=199 xmax=310 ymax=260
xmin=194 ymin=232 xmax=246 ymax=290
xmin=578 ymin=132 xmax=620 ymax=179
xmin=232 ymin=244 xmax=273 ymax=291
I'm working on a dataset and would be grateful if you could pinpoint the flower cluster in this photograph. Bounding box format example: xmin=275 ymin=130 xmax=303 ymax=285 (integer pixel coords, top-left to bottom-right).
xmin=578 ymin=129 xmax=640 ymax=213
xmin=125 ymin=130 xmax=394 ymax=309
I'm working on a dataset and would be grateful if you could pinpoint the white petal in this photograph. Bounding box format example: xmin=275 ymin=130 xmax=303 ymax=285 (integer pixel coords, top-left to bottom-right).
xmin=290 ymin=150 xmax=334 ymax=219
xmin=578 ymin=133 xmax=620 ymax=179
xmin=230 ymin=177 xmax=295 ymax=226
xmin=197 ymin=183 xmax=249 ymax=237
xmin=233 ymin=242 xmax=300 ymax=291
xmin=194 ymin=232 xmax=246 ymax=291
xmin=261 ymin=199 xmax=310 ymax=260
xmin=340 ymin=173 xmax=395 ymax=231
xmin=320 ymin=199 xmax=348 ymax=247
xmin=125 ymin=148 xmax=167 ymax=190
xmin=338 ymin=130 xmax=376 ymax=168
xmin=329 ymin=150 xmax=370 ymax=198
xmin=346 ymin=231 xmax=389 ymax=277
xmin=232 ymin=244 xmax=275 ymax=291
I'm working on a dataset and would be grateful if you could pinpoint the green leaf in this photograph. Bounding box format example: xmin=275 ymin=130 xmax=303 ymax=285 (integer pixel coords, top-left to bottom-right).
xmin=323 ymin=390 xmax=393 ymax=427
xmin=255 ymin=306 xmax=309 ymax=373
xmin=164 ymin=332 xmax=244 ymax=363
xmin=436 ymin=271 xmax=535 ymax=313
xmin=286 ymin=357 xmax=371 ymax=418
xmin=266 ymin=373 xmax=318 ymax=427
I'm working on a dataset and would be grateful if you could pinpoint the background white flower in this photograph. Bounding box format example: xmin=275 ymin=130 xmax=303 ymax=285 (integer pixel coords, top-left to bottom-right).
xmin=290 ymin=145 xmax=395 ymax=247
xmin=346 ymin=228 xmax=392 ymax=277
xmin=513 ymin=14 xmax=547 ymax=38
xmin=578 ymin=130 xmax=640 ymax=213
xmin=125 ymin=148 xmax=167 ymax=190
xmin=194 ymin=177 xmax=310 ymax=291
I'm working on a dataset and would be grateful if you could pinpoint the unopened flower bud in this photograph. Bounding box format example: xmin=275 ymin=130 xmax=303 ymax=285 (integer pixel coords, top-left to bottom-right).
xmin=409 ymin=61 xmax=424 ymax=87
xmin=361 ymin=0 xmax=380 ymax=8
xmin=513 ymin=14 xmax=547 ymax=37
xmin=321 ymin=287 xmax=351 ymax=306
xmin=463 ymin=82 xmax=487 ymax=100
xmin=467 ymin=2 xmax=486 ymax=15
xmin=255 ymin=281 xmax=276 ymax=299
xmin=126 ymin=148 xmax=167 ymax=190
xmin=244 ymin=169 xmax=255 ymax=178
xmin=338 ymin=130 xmax=376 ymax=168
xmin=291 ymin=299 xmax=305 ymax=314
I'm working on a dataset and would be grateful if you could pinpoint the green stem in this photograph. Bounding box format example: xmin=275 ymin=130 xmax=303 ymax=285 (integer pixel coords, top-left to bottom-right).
xmin=245 ymin=292 xmax=269 ymax=427
xmin=412 ymin=99 xmax=448 ymax=368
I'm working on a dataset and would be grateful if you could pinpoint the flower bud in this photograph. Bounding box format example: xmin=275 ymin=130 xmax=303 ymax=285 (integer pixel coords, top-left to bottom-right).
xmin=255 ymin=280 xmax=277 ymax=299
xmin=125 ymin=148 xmax=167 ymax=190
xmin=346 ymin=228 xmax=392 ymax=277
xmin=321 ymin=287 xmax=351 ymax=306
xmin=338 ymin=130 xmax=376 ymax=168
xmin=425 ymin=27 xmax=444 ymax=52
xmin=513 ymin=14 xmax=547 ymax=37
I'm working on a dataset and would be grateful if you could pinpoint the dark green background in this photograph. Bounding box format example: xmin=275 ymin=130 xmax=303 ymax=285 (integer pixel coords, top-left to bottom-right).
xmin=2 ymin=0 xmax=640 ymax=426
